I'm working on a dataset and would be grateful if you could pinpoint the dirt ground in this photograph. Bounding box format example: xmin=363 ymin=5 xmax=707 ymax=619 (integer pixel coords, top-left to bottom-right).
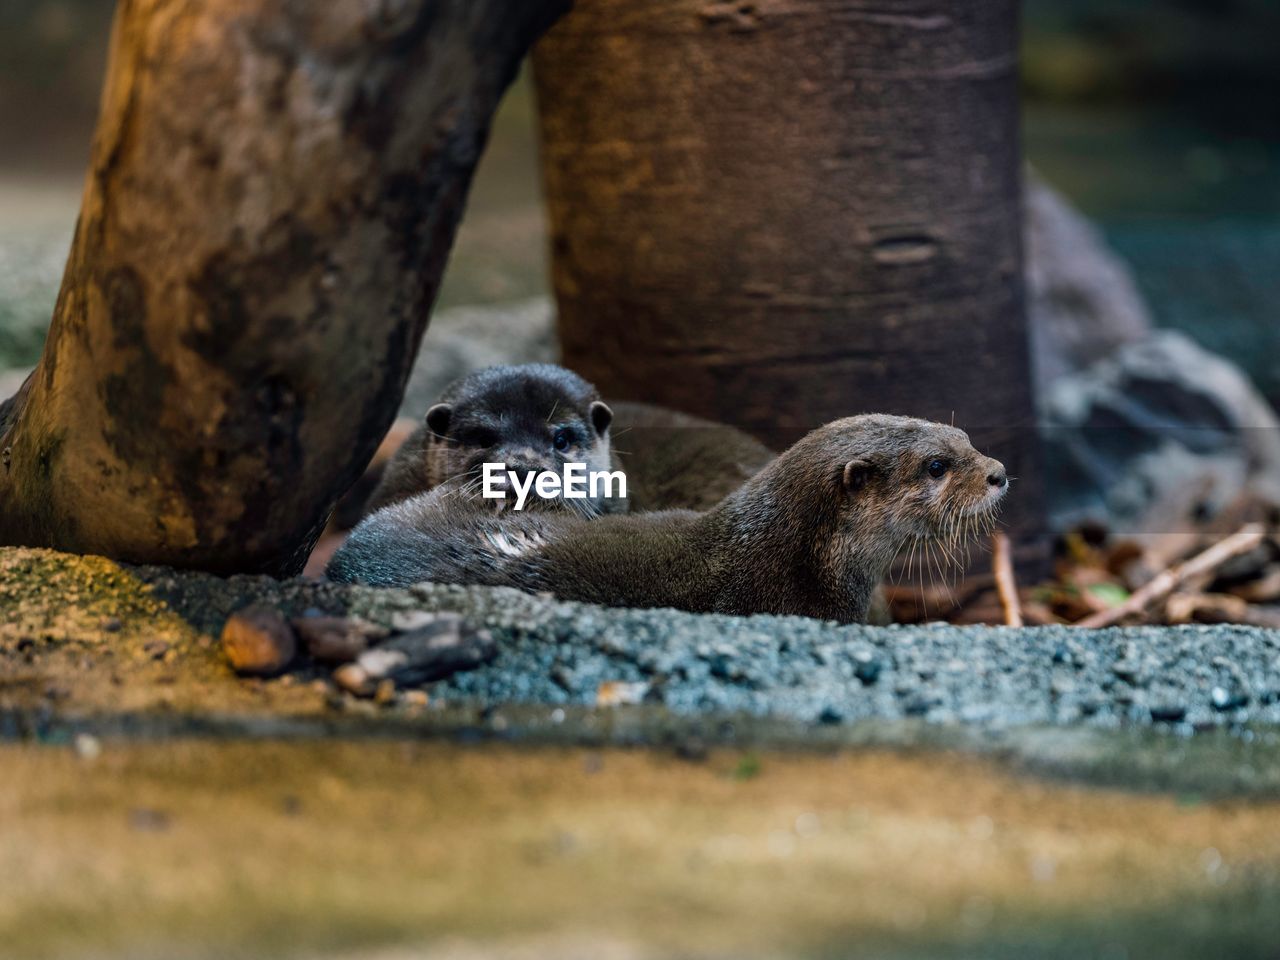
xmin=3 ymin=740 xmax=1280 ymax=960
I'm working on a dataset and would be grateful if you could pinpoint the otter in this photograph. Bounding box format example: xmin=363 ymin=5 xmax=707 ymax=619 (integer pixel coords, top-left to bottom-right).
xmin=608 ymin=401 xmax=776 ymax=511
xmin=365 ymin=364 xmax=622 ymax=518
xmin=328 ymin=415 xmax=1008 ymax=624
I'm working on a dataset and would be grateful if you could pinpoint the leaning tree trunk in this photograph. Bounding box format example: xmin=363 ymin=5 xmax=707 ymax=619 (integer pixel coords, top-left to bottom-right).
xmin=535 ymin=0 xmax=1045 ymax=564
xmin=0 ymin=0 xmax=568 ymax=575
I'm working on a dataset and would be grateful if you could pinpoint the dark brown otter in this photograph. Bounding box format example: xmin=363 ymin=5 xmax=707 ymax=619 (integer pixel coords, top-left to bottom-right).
xmin=328 ymin=415 xmax=1008 ymax=624
xmin=365 ymin=364 xmax=621 ymax=518
xmin=608 ymin=401 xmax=776 ymax=511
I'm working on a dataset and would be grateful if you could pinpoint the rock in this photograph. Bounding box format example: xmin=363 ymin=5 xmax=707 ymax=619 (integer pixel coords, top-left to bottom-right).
xmin=1111 ymin=660 xmax=1142 ymax=685
xmin=1042 ymin=331 xmax=1280 ymax=534
xmin=1025 ymin=175 xmax=1152 ymax=389
xmin=853 ymin=657 xmax=883 ymax=686
xmin=220 ymin=606 xmax=296 ymax=677
xmin=817 ymin=706 xmax=844 ymax=725
xmin=1150 ymin=703 xmax=1187 ymax=724
xmin=291 ymin=614 xmax=387 ymax=664
xmin=1211 ymin=686 xmax=1248 ymax=712
xmin=596 ymin=681 xmax=651 ymax=707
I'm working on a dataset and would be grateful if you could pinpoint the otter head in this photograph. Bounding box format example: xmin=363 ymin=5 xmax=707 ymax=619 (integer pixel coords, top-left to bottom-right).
xmin=834 ymin=415 xmax=1006 ymax=548
xmin=425 ymin=364 xmax=615 ymax=514
xmin=772 ymin=415 xmax=1006 ymax=577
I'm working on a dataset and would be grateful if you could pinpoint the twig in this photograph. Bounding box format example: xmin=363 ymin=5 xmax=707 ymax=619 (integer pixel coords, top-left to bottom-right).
xmin=1077 ymin=524 xmax=1266 ymax=629
xmin=991 ymin=532 xmax=1023 ymax=627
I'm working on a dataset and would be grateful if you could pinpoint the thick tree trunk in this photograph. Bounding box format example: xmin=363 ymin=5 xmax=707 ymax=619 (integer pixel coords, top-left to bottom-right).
xmin=535 ymin=0 xmax=1045 ymax=563
xmin=0 ymin=0 xmax=567 ymax=575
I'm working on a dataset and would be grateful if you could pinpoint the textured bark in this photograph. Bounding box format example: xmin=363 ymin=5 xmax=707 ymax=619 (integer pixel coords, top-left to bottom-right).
xmin=0 ymin=0 xmax=568 ymax=575
xmin=535 ymin=0 xmax=1045 ymax=561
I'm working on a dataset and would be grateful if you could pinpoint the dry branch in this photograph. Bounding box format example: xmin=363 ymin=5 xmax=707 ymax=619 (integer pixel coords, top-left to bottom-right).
xmin=991 ymin=532 xmax=1023 ymax=627
xmin=1077 ymin=524 xmax=1267 ymax=629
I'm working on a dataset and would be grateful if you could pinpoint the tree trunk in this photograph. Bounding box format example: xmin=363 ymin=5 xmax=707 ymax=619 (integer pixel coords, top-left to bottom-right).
xmin=0 ymin=0 xmax=568 ymax=575
xmin=535 ymin=0 xmax=1045 ymax=563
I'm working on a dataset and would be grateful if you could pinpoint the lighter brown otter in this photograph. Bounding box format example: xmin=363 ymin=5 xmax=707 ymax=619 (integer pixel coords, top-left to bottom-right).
xmin=328 ymin=414 xmax=1008 ymax=624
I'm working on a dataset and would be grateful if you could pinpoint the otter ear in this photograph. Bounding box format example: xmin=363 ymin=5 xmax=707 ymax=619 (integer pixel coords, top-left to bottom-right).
xmin=424 ymin=403 xmax=452 ymax=438
xmin=842 ymin=459 xmax=873 ymax=493
xmin=589 ymin=400 xmax=614 ymax=437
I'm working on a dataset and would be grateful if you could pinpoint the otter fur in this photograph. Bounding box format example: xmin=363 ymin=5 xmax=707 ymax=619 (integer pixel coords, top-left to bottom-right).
xmin=608 ymin=401 xmax=776 ymax=511
xmin=329 ymin=415 xmax=1008 ymax=624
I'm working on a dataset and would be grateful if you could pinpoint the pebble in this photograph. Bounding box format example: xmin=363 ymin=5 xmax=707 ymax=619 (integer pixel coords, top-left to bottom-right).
xmin=375 ymin=679 xmax=398 ymax=705
xmin=596 ymin=680 xmax=650 ymax=706
xmin=389 ymin=610 xmax=443 ymax=632
xmin=73 ymin=733 xmax=102 ymax=760
xmin=1150 ymin=703 xmax=1187 ymax=724
xmin=854 ymin=658 xmax=882 ymax=686
xmin=332 ymin=663 xmax=374 ymax=697
xmin=1211 ymin=686 xmax=1248 ymax=712
xmin=1111 ymin=660 xmax=1142 ymax=684
xmin=220 ymin=606 xmax=296 ymax=677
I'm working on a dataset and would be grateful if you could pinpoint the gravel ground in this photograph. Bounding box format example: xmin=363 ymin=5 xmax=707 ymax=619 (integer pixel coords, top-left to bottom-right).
xmin=386 ymin=584 xmax=1280 ymax=734
xmin=134 ymin=567 xmax=1280 ymax=736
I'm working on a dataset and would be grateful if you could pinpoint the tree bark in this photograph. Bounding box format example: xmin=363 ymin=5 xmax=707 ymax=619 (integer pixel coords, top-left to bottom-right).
xmin=0 ymin=0 xmax=568 ymax=575
xmin=535 ymin=0 xmax=1045 ymax=563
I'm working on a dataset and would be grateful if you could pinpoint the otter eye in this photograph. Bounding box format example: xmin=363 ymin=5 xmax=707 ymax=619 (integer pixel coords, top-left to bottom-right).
xmin=552 ymin=427 xmax=572 ymax=452
xmin=927 ymin=459 xmax=948 ymax=479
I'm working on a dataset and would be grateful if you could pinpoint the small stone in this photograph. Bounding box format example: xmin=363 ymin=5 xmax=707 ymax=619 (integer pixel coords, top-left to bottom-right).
xmin=402 ymin=690 xmax=430 ymax=708
xmin=854 ymin=658 xmax=882 ymax=686
xmin=1150 ymin=704 xmax=1187 ymax=724
xmin=332 ymin=663 xmax=373 ymax=697
xmin=902 ymin=690 xmax=941 ymax=716
xmin=374 ymin=679 xmax=398 ymax=705
xmin=221 ymin=606 xmax=296 ymax=677
xmin=1111 ymin=660 xmax=1142 ymax=685
xmin=143 ymin=640 xmax=170 ymax=660
xmin=596 ymin=680 xmax=650 ymax=706
xmin=389 ymin=610 xmax=443 ymax=632
xmin=100 ymin=617 xmax=123 ymax=633
xmin=73 ymin=733 xmax=102 ymax=760
xmin=1211 ymin=686 xmax=1248 ymax=712
xmin=1051 ymin=675 xmax=1075 ymax=697
xmin=817 ymin=705 xmax=844 ymax=725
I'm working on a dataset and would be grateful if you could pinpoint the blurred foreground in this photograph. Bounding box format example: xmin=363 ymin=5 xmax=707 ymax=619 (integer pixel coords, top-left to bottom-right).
xmin=4 ymin=739 xmax=1280 ymax=960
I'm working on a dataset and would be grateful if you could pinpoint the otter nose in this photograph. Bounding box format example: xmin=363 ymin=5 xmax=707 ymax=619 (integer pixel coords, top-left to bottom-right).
xmin=496 ymin=447 xmax=550 ymax=481
xmin=987 ymin=467 xmax=1008 ymax=489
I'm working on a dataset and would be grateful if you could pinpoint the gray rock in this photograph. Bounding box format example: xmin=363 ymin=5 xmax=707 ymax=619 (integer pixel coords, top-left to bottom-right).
xmin=1043 ymin=330 xmax=1280 ymax=533
xmin=1024 ymin=174 xmax=1152 ymax=388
